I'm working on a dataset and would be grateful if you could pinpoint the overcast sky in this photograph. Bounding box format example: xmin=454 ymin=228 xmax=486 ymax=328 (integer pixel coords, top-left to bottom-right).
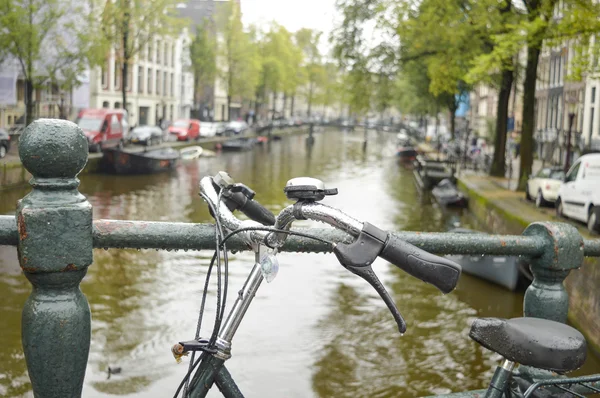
xmin=241 ymin=0 xmax=338 ymax=54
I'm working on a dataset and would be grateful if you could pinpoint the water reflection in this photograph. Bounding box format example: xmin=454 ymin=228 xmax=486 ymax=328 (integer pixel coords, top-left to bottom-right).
xmin=1 ymin=129 xmax=599 ymax=398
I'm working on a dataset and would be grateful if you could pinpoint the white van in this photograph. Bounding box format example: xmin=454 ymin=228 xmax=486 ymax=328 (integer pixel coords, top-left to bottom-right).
xmin=556 ymin=153 xmax=600 ymax=232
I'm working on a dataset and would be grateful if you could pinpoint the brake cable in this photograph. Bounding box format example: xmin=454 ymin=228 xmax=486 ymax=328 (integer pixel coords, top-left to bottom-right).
xmin=175 ymin=202 xmax=336 ymax=397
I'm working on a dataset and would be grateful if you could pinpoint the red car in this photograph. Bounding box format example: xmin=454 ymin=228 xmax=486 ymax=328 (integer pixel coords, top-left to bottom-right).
xmin=169 ymin=119 xmax=201 ymax=141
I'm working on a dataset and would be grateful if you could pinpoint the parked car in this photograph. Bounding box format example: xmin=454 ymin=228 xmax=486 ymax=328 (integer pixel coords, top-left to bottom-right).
xmin=556 ymin=154 xmax=600 ymax=233
xmin=224 ymin=121 xmax=248 ymax=136
xmin=200 ymin=122 xmax=218 ymax=137
xmin=169 ymin=119 xmax=201 ymax=141
xmin=129 ymin=125 xmax=164 ymax=146
xmin=76 ymin=108 xmax=128 ymax=152
xmin=525 ymin=166 xmax=565 ymax=207
xmin=0 ymin=128 xmax=11 ymax=158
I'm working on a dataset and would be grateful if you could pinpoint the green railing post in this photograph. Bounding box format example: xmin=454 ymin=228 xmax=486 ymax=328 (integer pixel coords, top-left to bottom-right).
xmin=16 ymin=119 xmax=93 ymax=397
xmin=522 ymin=222 xmax=584 ymax=322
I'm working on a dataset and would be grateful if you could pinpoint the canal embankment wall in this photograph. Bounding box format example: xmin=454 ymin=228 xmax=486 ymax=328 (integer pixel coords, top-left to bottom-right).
xmin=0 ymin=126 xmax=311 ymax=190
xmin=458 ymin=174 xmax=600 ymax=355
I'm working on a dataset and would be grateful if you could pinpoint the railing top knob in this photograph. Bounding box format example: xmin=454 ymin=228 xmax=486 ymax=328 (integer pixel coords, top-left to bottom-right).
xmin=19 ymin=119 xmax=88 ymax=179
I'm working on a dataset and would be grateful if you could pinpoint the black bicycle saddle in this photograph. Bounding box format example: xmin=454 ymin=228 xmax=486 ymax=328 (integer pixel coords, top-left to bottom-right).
xmin=469 ymin=317 xmax=587 ymax=373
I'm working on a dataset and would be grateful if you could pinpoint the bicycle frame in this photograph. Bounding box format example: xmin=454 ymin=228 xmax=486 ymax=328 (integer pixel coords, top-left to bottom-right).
xmin=185 ymin=246 xmax=266 ymax=398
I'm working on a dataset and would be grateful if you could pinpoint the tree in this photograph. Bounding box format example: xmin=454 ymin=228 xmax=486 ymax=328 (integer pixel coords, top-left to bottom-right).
xmin=190 ymin=21 xmax=217 ymax=118
xmin=258 ymin=23 xmax=293 ymax=120
xmin=468 ymin=0 xmax=600 ymax=189
xmin=295 ymin=28 xmax=323 ymax=117
xmin=0 ymin=0 xmax=104 ymax=125
xmin=215 ymin=0 xmax=260 ymax=120
xmin=100 ymin=0 xmax=182 ymax=120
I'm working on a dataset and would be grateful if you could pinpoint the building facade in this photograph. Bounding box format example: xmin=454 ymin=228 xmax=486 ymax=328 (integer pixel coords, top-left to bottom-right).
xmin=88 ymin=29 xmax=194 ymax=127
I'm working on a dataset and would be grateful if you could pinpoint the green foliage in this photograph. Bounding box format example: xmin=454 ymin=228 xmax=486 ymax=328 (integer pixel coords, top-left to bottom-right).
xmin=190 ymin=21 xmax=217 ymax=101
xmin=100 ymin=0 xmax=183 ymax=62
xmin=216 ymin=0 xmax=260 ymax=108
xmin=0 ymin=0 xmax=105 ymax=123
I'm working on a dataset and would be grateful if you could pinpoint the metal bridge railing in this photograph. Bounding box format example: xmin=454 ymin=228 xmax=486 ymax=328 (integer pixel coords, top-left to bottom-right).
xmin=0 ymin=119 xmax=599 ymax=397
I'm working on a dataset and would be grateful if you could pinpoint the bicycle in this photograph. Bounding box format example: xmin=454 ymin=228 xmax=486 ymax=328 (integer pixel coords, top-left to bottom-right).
xmin=171 ymin=171 xmax=599 ymax=398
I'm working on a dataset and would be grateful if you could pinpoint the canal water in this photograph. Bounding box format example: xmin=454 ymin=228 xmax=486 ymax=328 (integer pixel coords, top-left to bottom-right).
xmin=1 ymin=129 xmax=599 ymax=397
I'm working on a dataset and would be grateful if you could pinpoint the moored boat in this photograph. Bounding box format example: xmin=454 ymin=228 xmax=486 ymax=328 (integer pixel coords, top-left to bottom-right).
xmin=413 ymin=156 xmax=456 ymax=190
xmin=446 ymin=228 xmax=529 ymax=291
xmin=397 ymin=146 xmax=418 ymax=164
xmin=431 ymin=179 xmax=468 ymax=208
xmin=180 ymin=146 xmax=203 ymax=160
xmin=101 ymin=147 xmax=180 ymax=175
xmin=216 ymin=137 xmax=256 ymax=151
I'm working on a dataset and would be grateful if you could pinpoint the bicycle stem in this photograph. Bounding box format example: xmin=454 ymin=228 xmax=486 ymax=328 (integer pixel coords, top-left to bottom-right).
xmin=214 ymin=248 xmax=266 ymax=359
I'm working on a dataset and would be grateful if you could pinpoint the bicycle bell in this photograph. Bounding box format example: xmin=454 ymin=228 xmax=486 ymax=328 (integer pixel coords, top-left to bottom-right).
xmin=283 ymin=177 xmax=338 ymax=202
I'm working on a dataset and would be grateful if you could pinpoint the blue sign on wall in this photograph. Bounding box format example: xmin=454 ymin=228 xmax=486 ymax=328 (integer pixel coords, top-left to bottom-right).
xmin=507 ymin=117 xmax=515 ymax=132
xmin=455 ymin=92 xmax=470 ymax=117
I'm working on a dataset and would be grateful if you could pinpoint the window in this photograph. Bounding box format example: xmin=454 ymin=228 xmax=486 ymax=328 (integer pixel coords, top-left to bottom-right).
xmin=156 ymin=40 xmax=161 ymax=65
xmin=550 ymin=170 xmax=565 ymax=180
xmin=170 ymin=104 xmax=174 ymax=120
xmin=170 ymin=73 xmax=174 ymax=96
xmin=565 ymin=162 xmax=580 ymax=182
xmin=101 ymin=61 xmax=109 ymax=89
xmin=102 ymin=101 xmax=109 ymax=108
xmin=163 ymin=71 xmax=167 ymax=96
xmin=148 ymin=42 xmax=153 ymax=63
xmin=172 ymin=44 xmax=175 ymax=66
xmin=593 ymin=87 xmax=596 ymax=104
xmin=126 ymin=65 xmax=132 ymax=92
xmin=7 ymin=115 xmax=12 ymax=125
xmin=590 ymin=107 xmax=595 ymax=140
xmin=181 ymin=74 xmax=185 ymax=98
xmin=147 ymin=68 xmax=153 ymax=94
xmin=537 ymin=168 xmax=551 ymax=178
xmin=164 ymin=42 xmax=168 ymax=66
xmin=110 ymin=114 xmax=122 ymax=133
xmin=138 ymin=66 xmax=144 ymax=93
xmin=115 ymin=102 xmax=121 ymax=109
xmin=156 ymin=70 xmax=161 ymax=95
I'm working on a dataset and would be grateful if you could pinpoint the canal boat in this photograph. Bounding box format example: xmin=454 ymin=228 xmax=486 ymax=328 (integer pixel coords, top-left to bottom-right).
xmin=431 ymin=179 xmax=468 ymax=208
xmin=180 ymin=146 xmax=204 ymax=160
xmin=101 ymin=147 xmax=180 ymax=175
xmin=217 ymin=138 xmax=256 ymax=151
xmin=413 ymin=156 xmax=456 ymax=190
xmin=397 ymin=146 xmax=418 ymax=164
xmin=445 ymin=228 xmax=525 ymax=291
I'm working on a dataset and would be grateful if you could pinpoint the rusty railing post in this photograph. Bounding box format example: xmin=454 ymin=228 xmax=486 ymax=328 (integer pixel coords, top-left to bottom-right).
xmin=522 ymin=222 xmax=584 ymax=322
xmin=17 ymin=119 xmax=93 ymax=397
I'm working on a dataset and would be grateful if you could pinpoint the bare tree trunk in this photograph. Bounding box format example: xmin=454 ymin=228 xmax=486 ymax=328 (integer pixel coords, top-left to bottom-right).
xmin=518 ymin=45 xmax=541 ymax=191
xmin=282 ymin=93 xmax=288 ymax=118
xmin=448 ymin=102 xmax=457 ymax=140
xmin=25 ymin=78 xmax=34 ymax=126
xmin=307 ymin=82 xmax=314 ymax=118
xmin=290 ymin=95 xmax=295 ymax=116
xmin=271 ymin=91 xmax=277 ymax=120
xmin=227 ymin=95 xmax=232 ymax=121
xmin=490 ymin=68 xmax=514 ymax=177
xmin=122 ymin=1 xmax=130 ymax=119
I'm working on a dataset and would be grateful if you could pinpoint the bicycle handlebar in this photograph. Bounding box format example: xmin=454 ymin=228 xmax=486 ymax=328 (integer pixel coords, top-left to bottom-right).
xmin=199 ymin=173 xmax=462 ymax=333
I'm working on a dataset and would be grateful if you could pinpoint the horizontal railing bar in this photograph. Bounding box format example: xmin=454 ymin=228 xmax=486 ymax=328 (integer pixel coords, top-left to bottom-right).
xmin=2 ymin=216 xmax=599 ymax=257
xmin=0 ymin=215 xmax=18 ymax=246
xmin=91 ymin=219 xmax=547 ymax=256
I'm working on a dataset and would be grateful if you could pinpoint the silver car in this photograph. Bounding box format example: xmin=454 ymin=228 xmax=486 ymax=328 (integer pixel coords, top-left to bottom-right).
xmin=129 ymin=125 xmax=164 ymax=146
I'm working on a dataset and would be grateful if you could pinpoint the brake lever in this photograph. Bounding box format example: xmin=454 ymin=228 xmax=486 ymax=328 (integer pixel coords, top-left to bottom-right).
xmin=333 ymin=226 xmax=407 ymax=334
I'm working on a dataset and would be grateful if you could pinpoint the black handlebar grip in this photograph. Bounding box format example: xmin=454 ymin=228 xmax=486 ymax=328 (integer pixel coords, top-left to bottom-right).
xmin=380 ymin=234 xmax=462 ymax=294
xmin=239 ymin=197 xmax=276 ymax=226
